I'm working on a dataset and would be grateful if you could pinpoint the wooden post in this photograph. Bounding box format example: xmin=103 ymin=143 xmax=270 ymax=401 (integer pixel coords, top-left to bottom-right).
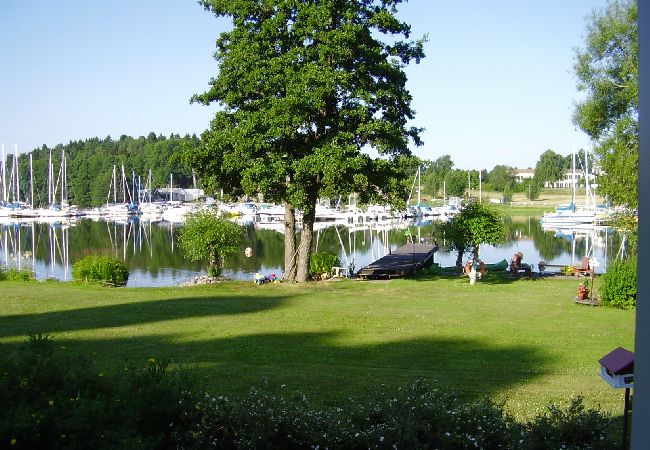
xmin=623 ymin=387 xmax=630 ymax=450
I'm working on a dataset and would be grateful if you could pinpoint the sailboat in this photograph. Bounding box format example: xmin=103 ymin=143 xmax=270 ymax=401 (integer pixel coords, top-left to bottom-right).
xmin=35 ymin=148 xmax=79 ymax=219
xmin=101 ymin=165 xmax=139 ymax=219
xmin=139 ymin=169 xmax=164 ymax=218
xmin=540 ymin=147 xmax=610 ymax=227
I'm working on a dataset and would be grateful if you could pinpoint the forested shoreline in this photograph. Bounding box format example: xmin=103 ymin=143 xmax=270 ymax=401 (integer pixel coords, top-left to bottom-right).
xmin=6 ymin=133 xmax=199 ymax=208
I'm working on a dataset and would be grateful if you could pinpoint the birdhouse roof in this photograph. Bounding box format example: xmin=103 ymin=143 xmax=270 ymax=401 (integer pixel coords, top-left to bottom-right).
xmin=599 ymin=347 xmax=634 ymax=375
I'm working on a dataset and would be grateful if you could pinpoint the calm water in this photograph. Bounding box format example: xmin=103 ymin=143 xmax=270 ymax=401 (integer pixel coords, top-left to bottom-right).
xmin=0 ymin=216 xmax=626 ymax=287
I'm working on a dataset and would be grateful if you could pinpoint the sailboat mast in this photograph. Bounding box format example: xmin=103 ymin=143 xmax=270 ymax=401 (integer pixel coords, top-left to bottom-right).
xmin=121 ymin=165 xmax=127 ymax=204
xmin=29 ymin=153 xmax=34 ymax=209
xmin=417 ymin=166 xmax=421 ymax=205
xmin=113 ymin=165 xmax=117 ymax=204
xmin=571 ymin=147 xmax=576 ymax=209
xmin=14 ymin=145 xmax=20 ymax=204
xmin=1 ymin=143 xmax=6 ymax=203
xmin=48 ymin=149 xmax=53 ymax=205
xmin=61 ymin=148 xmax=65 ymax=206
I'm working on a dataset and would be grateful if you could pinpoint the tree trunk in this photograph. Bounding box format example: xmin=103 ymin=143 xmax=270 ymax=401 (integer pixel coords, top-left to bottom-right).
xmin=296 ymin=190 xmax=318 ymax=282
xmin=283 ymin=203 xmax=297 ymax=281
xmin=455 ymin=245 xmax=465 ymax=274
xmin=296 ymin=209 xmax=315 ymax=282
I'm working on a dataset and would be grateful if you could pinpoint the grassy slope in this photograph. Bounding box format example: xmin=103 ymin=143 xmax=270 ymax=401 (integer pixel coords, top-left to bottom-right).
xmin=0 ymin=275 xmax=633 ymax=418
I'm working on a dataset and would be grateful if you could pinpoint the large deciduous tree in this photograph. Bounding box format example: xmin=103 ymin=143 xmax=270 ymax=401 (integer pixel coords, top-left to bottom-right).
xmin=186 ymin=0 xmax=425 ymax=281
xmin=573 ymin=0 xmax=637 ymax=208
xmin=534 ymin=150 xmax=565 ymax=187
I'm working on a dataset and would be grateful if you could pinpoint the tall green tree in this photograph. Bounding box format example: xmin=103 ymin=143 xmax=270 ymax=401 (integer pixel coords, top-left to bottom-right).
xmin=444 ymin=169 xmax=468 ymax=198
xmin=486 ymin=165 xmax=515 ymax=192
xmin=573 ymin=0 xmax=637 ymax=208
xmin=534 ymin=150 xmax=565 ymax=186
xmin=187 ymin=0 xmax=425 ymax=282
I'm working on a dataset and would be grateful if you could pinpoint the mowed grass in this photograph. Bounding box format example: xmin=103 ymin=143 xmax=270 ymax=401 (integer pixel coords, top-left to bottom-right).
xmin=0 ymin=275 xmax=634 ymax=418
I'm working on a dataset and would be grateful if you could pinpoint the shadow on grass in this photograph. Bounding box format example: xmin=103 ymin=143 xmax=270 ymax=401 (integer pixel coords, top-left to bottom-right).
xmin=1 ymin=328 xmax=556 ymax=405
xmin=0 ymin=294 xmax=291 ymax=338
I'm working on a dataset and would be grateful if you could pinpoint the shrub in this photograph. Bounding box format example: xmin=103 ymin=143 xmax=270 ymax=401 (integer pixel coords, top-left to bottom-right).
xmin=72 ymin=255 xmax=129 ymax=286
xmin=0 ymin=335 xmax=185 ymax=450
xmin=521 ymin=396 xmax=618 ymax=449
xmin=0 ymin=267 xmax=35 ymax=282
xmin=309 ymin=251 xmax=340 ymax=276
xmin=600 ymin=257 xmax=637 ymax=309
xmin=0 ymin=337 xmax=621 ymax=450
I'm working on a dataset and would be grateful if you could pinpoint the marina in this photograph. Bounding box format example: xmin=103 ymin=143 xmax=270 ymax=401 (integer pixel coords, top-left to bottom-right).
xmin=0 ymin=215 xmax=626 ymax=287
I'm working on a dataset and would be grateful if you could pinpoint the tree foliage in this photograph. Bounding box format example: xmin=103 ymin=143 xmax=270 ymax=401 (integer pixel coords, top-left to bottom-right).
xmin=534 ymin=150 xmax=565 ymax=186
xmin=177 ymin=211 xmax=245 ymax=277
xmin=420 ymin=154 xmax=454 ymax=197
xmin=187 ymin=0 xmax=425 ymax=281
xmin=573 ymin=0 xmax=637 ymax=208
xmin=486 ymin=165 xmax=515 ymax=192
xmin=437 ymin=202 xmax=504 ymax=270
xmin=444 ymin=169 xmax=468 ymax=198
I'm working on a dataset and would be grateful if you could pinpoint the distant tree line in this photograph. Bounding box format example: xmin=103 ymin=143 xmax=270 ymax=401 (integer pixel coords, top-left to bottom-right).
xmin=5 ymin=133 xmax=199 ymax=208
xmin=416 ymin=148 xmax=594 ymax=202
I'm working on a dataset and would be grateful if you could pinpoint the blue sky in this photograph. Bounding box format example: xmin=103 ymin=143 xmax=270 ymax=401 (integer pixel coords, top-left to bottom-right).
xmin=1 ymin=0 xmax=608 ymax=170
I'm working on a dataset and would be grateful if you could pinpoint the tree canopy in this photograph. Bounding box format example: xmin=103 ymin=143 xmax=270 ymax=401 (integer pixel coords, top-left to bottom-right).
xmin=573 ymin=0 xmax=637 ymax=208
xmin=436 ymin=202 xmax=504 ymax=271
xmin=534 ymin=150 xmax=565 ymax=186
xmin=187 ymin=0 xmax=425 ymax=281
xmin=177 ymin=210 xmax=245 ymax=277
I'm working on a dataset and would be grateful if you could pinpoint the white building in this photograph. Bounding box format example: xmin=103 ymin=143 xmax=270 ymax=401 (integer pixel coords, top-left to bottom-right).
xmin=545 ymin=169 xmax=584 ymax=189
xmin=513 ymin=168 xmax=535 ymax=183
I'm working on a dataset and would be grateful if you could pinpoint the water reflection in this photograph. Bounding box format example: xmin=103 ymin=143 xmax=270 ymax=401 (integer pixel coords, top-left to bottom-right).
xmin=0 ymin=216 xmax=627 ymax=287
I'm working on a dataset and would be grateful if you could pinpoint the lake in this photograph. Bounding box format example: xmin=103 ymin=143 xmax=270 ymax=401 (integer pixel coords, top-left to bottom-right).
xmin=0 ymin=215 xmax=626 ymax=287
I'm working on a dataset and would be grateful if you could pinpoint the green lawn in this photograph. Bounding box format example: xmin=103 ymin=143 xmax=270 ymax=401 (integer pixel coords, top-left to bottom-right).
xmin=0 ymin=275 xmax=634 ymax=418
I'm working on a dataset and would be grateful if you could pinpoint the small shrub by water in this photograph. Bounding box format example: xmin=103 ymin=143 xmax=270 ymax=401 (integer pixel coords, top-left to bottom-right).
xmin=310 ymin=251 xmax=341 ymax=276
xmin=0 ymin=267 xmax=35 ymax=281
xmin=600 ymin=257 xmax=637 ymax=309
xmin=72 ymin=255 xmax=129 ymax=286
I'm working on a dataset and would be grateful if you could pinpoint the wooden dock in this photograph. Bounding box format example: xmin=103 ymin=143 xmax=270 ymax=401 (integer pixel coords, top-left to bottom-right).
xmin=357 ymin=243 xmax=438 ymax=279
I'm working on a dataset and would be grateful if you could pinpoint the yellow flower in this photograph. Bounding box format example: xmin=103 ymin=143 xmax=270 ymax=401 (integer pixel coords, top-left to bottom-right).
xmin=148 ymin=358 xmax=156 ymax=363
xmin=98 ymin=373 xmax=104 ymax=377
xmin=48 ymin=400 xmax=54 ymax=406
xmin=11 ymin=438 xmax=17 ymax=445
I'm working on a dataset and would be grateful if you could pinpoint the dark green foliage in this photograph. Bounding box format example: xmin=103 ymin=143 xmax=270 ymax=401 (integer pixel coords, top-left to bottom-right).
xmin=534 ymin=149 xmax=565 ymax=185
xmin=0 ymin=334 xmax=185 ymax=450
xmin=309 ymin=251 xmax=341 ymax=276
xmin=600 ymin=257 xmax=637 ymax=309
xmin=520 ymin=396 xmax=617 ymax=449
xmin=188 ymin=0 xmax=425 ymax=281
xmin=437 ymin=202 xmax=505 ymax=270
xmin=0 ymin=336 xmax=619 ymax=449
xmin=72 ymin=255 xmax=130 ymax=286
xmin=486 ymin=165 xmax=516 ymax=192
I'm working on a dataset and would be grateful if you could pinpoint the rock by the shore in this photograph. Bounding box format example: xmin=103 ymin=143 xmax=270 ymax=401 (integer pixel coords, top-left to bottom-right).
xmin=184 ymin=275 xmax=223 ymax=286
